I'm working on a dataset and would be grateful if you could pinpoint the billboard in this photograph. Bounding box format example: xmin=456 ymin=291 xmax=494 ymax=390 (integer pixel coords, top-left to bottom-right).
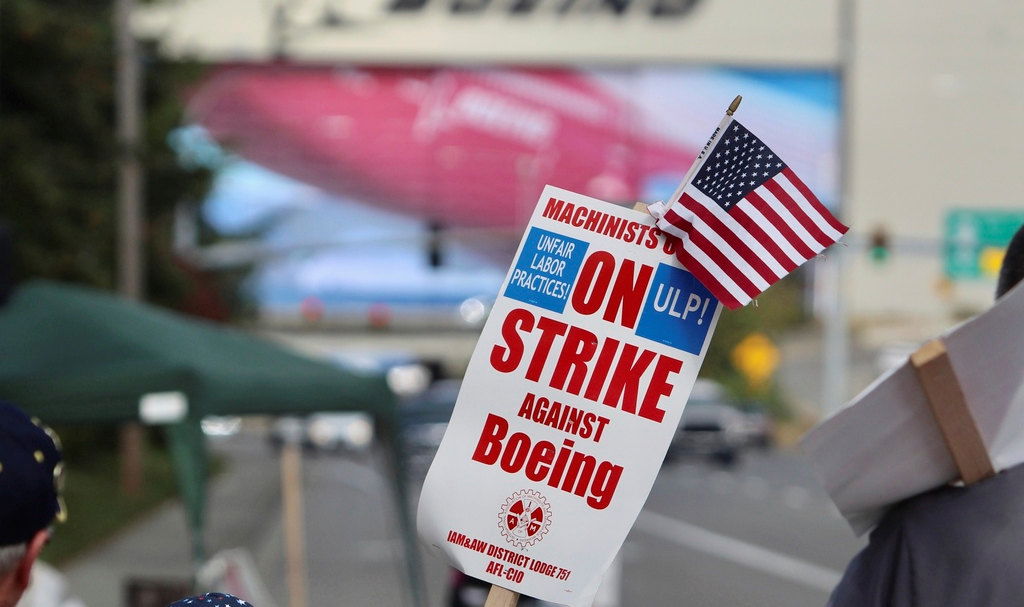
xmin=186 ymin=65 xmax=838 ymax=323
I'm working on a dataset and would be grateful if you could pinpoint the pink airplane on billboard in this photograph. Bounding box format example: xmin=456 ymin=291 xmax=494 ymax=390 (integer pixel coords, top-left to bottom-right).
xmin=187 ymin=65 xmax=699 ymax=230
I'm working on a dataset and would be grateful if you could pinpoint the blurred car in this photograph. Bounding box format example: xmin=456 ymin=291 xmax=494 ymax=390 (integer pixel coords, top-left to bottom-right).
xmin=401 ymin=379 xmax=460 ymax=453
xmin=667 ymin=379 xmax=748 ymax=466
xmin=201 ymin=415 xmax=242 ymax=437
xmin=267 ymin=413 xmax=374 ymax=454
xmin=669 ymin=403 xmax=748 ymax=466
xmin=738 ymin=409 xmax=774 ymax=449
xmin=305 ymin=412 xmax=374 ymax=452
xmin=268 ymin=415 xmax=306 ymax=448
xmin=267 ymin=350 xmax=443 ymax=454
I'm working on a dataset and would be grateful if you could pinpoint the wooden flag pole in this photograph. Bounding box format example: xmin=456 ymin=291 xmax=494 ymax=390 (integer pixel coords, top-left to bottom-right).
xmin=910 ymin=339 xmax=996 ymax=485
xmin=484 ymin=585 xmax=520 ymax=607
xmin=657 ymin=95 xmax=743 ymax=219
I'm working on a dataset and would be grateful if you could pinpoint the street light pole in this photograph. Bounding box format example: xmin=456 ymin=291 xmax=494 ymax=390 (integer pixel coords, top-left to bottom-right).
xmin=115 ymin=0 xmax=146 ymax=495
xmin=820 ymin=0 xmax=857 ymax=416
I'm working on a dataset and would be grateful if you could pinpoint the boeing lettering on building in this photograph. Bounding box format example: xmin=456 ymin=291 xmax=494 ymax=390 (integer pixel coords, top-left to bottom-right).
xmin=386 ymin=0 xmax=701 ymax=18
xmin=133 ymin=0 xmax=839 ymax=65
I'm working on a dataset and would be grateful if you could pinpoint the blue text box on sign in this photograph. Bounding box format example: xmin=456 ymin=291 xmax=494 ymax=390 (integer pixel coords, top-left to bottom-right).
xmin=504 ymin=228 xmax=590 ymax=313
xmin=635 ymin=264 xmax=718 ymax=355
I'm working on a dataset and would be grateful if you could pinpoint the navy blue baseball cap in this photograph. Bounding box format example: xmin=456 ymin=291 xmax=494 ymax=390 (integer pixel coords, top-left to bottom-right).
xmin=0 ymin=401 xmax=65 ymax=545
xmin=166 ymin=593 xmax=254 ymax=607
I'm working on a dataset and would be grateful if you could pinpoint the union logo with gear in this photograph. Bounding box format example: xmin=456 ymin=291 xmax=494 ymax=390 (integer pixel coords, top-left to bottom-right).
xmin=498 ymin=489 xmax=552 ymax=549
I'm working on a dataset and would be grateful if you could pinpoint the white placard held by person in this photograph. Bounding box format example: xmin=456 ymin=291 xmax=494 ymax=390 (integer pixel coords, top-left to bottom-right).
xmin=417 ymin=186 xmax=721 ymax=605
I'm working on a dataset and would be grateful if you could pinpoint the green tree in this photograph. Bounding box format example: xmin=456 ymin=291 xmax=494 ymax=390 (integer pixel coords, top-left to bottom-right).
xmin=1 ymin=0 xmax=210 ymax=307
xmin=700 ymin=272 xmax=809 ymax=420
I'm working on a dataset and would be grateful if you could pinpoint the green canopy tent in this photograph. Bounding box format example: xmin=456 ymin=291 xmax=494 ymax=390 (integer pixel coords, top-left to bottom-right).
xmin=0 ymin=280 xmax=424 ymax=606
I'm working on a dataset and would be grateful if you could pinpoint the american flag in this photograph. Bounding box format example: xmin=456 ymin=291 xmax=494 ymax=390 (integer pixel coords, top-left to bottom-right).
xmin=654 ymin=117 xmax=848 ymax=309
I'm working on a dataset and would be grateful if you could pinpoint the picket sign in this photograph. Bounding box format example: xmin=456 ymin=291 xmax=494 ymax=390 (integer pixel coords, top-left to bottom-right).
xmin=481 ymin=201 xmax=655 ymax=607
xmin=910 ymin=339 xmax=996 ymax=485
xmin=417 ymin=184 xmax=723 ymax=604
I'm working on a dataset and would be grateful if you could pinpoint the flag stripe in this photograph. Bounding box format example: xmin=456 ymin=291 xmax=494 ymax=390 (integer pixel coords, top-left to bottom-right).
xmin=728 ymin=203 xmax=799 ymax=274
xmin=675 ymin=195 xmax=773 ymax=292
xmin=782 ymin=168 xmax=848 ymax=235
xmin=684 ymin=226 xmax=763 ymax=300
xmin=658 ymin=210 xmax=690 ymax=243
xmin=674 ymin=248 xmax=743 ymax=309
xmin=775 ymin=174 xmax=845 ymax=243
xmin=735 ymin=198 xmax=807 ymax=267
xmin=664 ymin=210 xmax=759 ymax=303
xmin=684 ymin=245 xmax=752 ymax=308
xmin=665 ymin=211 xmax=747 ymax=307
xmin=745 ymin=191 xmax=817 ymax=259
xmin=762 ymin=179 xmax=834 ymax=248
xmin=755 ymin=185 xmax=824 ymax=254
xmin=686 ymin=188 xmax=791 ymax=277
xmin=680 ymin=191 xmax=782 ymax=283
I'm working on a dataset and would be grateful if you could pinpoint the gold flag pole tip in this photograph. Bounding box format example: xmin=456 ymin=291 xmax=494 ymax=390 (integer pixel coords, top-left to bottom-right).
xmin=726 ymin=95 xmax=742 ymax=116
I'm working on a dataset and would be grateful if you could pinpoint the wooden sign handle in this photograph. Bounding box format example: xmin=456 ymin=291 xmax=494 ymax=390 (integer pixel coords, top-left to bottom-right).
xmin=485 ymin=585 xmax=519 ymax=607
xmin=281 ymin=442 xmax=309 ymax=607
xmin=910 ymin=339 xmax=996 ymax=485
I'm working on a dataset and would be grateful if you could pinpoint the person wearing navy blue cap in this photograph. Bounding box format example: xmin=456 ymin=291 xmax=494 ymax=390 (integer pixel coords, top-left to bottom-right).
xmin=165 ymin=592 xmax=254 ymax=607
xmin=0 ymin=401 xmax=65 ymax=607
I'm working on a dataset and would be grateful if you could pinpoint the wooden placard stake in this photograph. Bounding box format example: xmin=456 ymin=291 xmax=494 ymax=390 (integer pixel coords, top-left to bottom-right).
xmin=485 ymin=585 xmax=520 ymax=607
xmin=910 ymin=339 xmax=996 ymax=485
xmin=281 ymin=442 xmax=309 ymax=607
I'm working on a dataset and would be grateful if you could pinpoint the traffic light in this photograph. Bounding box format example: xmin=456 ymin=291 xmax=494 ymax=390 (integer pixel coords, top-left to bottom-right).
xmin=869 ymin=226 xmax=890 ymax=264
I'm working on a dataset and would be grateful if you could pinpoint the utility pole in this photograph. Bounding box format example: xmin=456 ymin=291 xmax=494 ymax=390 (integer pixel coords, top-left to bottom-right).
xmin=821 ymin=0 xmax=856 ymax=416
xmin=115 ymin=0 xmax=145 ymax=495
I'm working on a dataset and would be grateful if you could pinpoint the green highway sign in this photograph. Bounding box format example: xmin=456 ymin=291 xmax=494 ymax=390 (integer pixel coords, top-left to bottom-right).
xmin=944 ymin=209 xmax=1024 ymax=280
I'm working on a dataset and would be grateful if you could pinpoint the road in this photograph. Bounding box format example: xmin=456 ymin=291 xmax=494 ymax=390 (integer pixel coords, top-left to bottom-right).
xmin=628 ymin=454 xmax=863 ymax=606
xmin=63 ymin=433 xmax=863 ymax=607
xmin=226 ymin=435 xmax=862 ymax=607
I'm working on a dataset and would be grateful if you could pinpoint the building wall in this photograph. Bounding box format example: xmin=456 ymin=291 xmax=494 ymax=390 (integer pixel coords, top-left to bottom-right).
xmin=138 ymin=0 xmax=1024 ymax=331
xmin=136 ymin=0 xmax=839 ymax=65
xmin=846 ymin=0 xmax=1024 ymax=331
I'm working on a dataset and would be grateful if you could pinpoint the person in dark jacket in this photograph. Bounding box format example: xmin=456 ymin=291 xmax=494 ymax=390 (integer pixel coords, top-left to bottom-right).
xmin=827 ymin=223 xmax=1024 ymax=607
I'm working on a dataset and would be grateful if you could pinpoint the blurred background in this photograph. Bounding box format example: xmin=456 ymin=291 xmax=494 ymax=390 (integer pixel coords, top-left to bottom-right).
xmin=1 ymin=0 xmax=1021 ymax=606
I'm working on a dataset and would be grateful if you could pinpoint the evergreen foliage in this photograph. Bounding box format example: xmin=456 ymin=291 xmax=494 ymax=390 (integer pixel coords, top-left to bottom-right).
xmin=1 ymin=0 xmax=210 ymax=306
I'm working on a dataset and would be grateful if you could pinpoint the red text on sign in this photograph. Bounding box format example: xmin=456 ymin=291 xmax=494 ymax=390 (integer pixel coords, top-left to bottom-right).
xmin=569 ymin=251 xmax=653 ymax=330
xmin=543 ymin=197 xmax=664 ymax=252
xmin=516 ymin=392 xmax=611 ymax=442
xmin=490 ymin=308 xmax=683 ymax=423
xmin=471 ymin=413 xmax=623 ymax=510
